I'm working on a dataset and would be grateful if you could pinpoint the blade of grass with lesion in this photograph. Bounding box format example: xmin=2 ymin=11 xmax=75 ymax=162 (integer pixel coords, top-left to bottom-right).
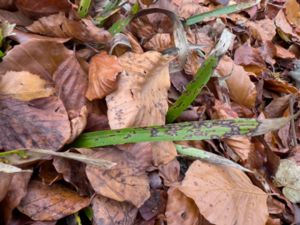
xmin=185 ymin=0 xmax=261 ymax=26
xmin=176 ymin=145 xmax=252 ymax=172
xmin=166 ymin=29 xmax=234 ymax=123
xmin=72 ymin=116 xmax=292 ymax=148
xmin=78 ymin=0 xmax=92 ymax=18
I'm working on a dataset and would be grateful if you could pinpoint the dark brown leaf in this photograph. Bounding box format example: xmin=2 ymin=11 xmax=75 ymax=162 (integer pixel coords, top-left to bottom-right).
xmin=0 ymin=172 xmax=32 ymax=224
xmin=92 ymin=195 xmax=138 ymax=225
xmin=18 ymin=180 xmax=90 ymax=221
xmin=0 ymin=96 xmax=71 ymax=151
xmin=0 ymin=9 xmax=32 ymax=26
xmin=0 ymin=173 xmax=12 ymax=201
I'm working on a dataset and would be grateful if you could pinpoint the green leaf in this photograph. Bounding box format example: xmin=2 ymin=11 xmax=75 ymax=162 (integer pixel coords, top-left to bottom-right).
xmin=176 ymin=145 xmax=252 ymax=172
xmin=83 ymin=207 xmax=93 ymax=221
xmin=72 ymin=116 xmax=291 ymax=148
xmin=185 ymin=0 xmax=260 ymax=26
xmin=78 ymin=0 xmax=91 ymax=18
xmin=166 ymin=55 xmax=218 ymax=123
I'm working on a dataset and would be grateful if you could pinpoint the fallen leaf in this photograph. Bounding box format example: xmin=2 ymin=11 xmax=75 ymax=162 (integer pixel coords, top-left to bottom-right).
xmin=0 ymin=96 xmax=71 ymax=151
xmin=158 ymin=159 xmax=180 ymax=186
xmin=179 ymin=160 xmax=269 ymax=225
xmin=0 ymin=173 xmax=12 ymax=201
xmin=86 ymin=51 xmax=122 ymax=101
xmin=0 ymin=0 xmax=14 ymax=9
xmin=212 ymin=101 xmax=254 ymax=161
xmin=234 ymin=43 xmax=266 ymax=74
xmin=106 ymin=51 xmax=177 ymax=165
xmin=178 ymin=1 xmax=210 ymax=19
xmin=216 ymin=55 xmax=257 ymax=108
xmin=0 ymin=71 xmax=54 ymax=101
xmin=0 ymin=172 xmax=32 ymax=224
xmin=92 ymin=195 xmax=138 ymax=225
xmin=187 ymin=29 xmax=214 ymax=54
xmin=264 ymin=94 xmax=291 ymax=118
xmin=285 ymin=0 xmax=300 ymax=29
xmin=247 ymin=18 xmax=276 ymax=42
xmin=26 ymin=12 xmax=111 ymax=43
xmin=165 ymin=187 xmax=202 ymax=225
xmin=15 ymin=0 xmax=71 ymax=18
xmin=274 ymin=159 xmax=300 ymax=203
xmin=18 ymin=180 xmax=90 ymax=221
xmin=264 ymin=78 xmax=298 ymax=94
xmin=139 ymin=190 xmax=167 ymax=221
xmin=274 ymin=44 xmax=296 ymax=59
xmin=143 ymin=33 xmax=174 ymax=52
xmin=275 ymin=10 xmax=300 ymax=41
xmin=0 ymin=9 xmax=32 ymax=26
xmin=86 ymin=147 xmax=150 ymax=208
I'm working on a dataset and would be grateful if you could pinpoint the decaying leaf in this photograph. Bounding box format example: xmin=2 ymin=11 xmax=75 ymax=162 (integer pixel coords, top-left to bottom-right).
xmin=285 ymin=0 xmax=300 ymax=29
xmin=0 ymin=71 xmax=54 ymax=100
xmin=275 ymin=10 xmax=300 ymax=41
xmin=166 ymin=187 xmax=203 ymax=225
xmin=143 ymin=33 xmax=174 ymax=52
xmin=212 ymin=101 xmax=254 ymax=161
xmin=0 ymin=173 xmax=12 ymax=201
xmin=18 ymin=180 xmax=90 ymax=221
xmin=85 ymin=147 xmax=150 ymax=208
xmin=217 ymin=55 xmax=257 ymax=108
xmin=274 ymin=159 xmax=300 ymax=203
xmin=0 ymin=172 xmax=32 ymax=224
xmin=92 ymin=195 xmax=138 ymax=225
xmin=0 ymin=96 xmax=71 ymax=151
xmin=86 ymin=51 xmax=122 ymax=101
xmin=179 ymin=160 xmax=268 ymax=225
xmin=26 ymin=12 xmax=111 ymax=43
xmin=106 ymin=51 xmax=177 ymax=165
xmin=247 ymin=18 xmax=276 ymax=42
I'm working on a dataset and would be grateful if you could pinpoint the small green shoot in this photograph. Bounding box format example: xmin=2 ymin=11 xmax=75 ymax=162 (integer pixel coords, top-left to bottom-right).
xmin=78 ymin=0 xmax=92 ymax=18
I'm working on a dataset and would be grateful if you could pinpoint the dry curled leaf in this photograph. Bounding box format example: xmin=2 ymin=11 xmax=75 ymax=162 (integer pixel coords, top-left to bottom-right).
xmin=92 ymin=195 xmax=138 ymax=225
xmin=26 ymin=12 xmax=111 ymax=43
xmin=179 ymin=160 xmax=268 ymax=225
xmin=86 ymin=147 xmax=150 ymax=208
xmin=0 ymin=71 xmax=54 ymax=101
xmin=0 ymin=96 xmax=71 ymax=151
xmin=285 ymin=0 xmax=300 ymax=29
xmin=86 ymin=51 xmax=122 ymax=101
xmin=143 ymin=33 xmax=174 ymax=52
xmin=178 ymin=2 xmax=210 ymax=19
xmin=106 ymin=51 xmax=177 ymax=165
xmin=18 ymin=180 xmax=90 ymax=221
xmin=217 ymin=55 xmax=257 ymax=108
xmin=0 ymin=172 xmax=32 ymax=224
xmin=247 ymin=18 xmax=276 ymax=42
xmin=0 ymin=9 xmax=32 ymax=26
xmin=275 ymin=10 xmax=300 ymax=41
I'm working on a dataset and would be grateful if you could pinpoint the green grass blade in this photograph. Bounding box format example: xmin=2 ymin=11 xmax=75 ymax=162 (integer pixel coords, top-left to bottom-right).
xmin=78 ymin=0 xmax=92 ymax=18
xmin=176 ymin=145 xmax=252 ymax=172
xmin=185 ymin=0 xmax=260 ymax=26
xmin=72 ymin=116 xmax=291 ymax=148
xmin=166 ymin=55 xmax=218 ymax=123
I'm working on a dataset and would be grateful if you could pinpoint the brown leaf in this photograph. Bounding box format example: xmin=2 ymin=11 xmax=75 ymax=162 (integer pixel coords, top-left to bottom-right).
xmin=0 ymin=9 xmax=32 ymax=26
xmin=0 ymin=0 xmax=15 ymax=9
xmin=178 ymin=2 xmax=210 ymax=19
xmin=0 ymin=71 xmax=54 ymax=101
xmin=234 ymin=43 xmax=266 ymax=74
xmin=0 ymin=96 xmax=71 ymax=151
xmin=264 ymin=94 xmax=291 ymax=118
xmin=139 ymin=190 xmax=167 ymax=221
xmin=92 ymin=195 xmax=138 ymax=225
xmin=264 ymin=78 xmax=298 ymax=94
xmin=106 ymin=51 xmax=177 ymax=165
xmin=0 ymin=173 xmax=12 ymax=201
xmin=125 ymin=32 xmax=144 ymax=54
xmin=15 ymin=0 xmax=71 ymax=18
xmin=275 ymin=10 xmax=300 ymax=41
xmin=216 ymin=55 xmax=257 ymax=108
xmin=18 ymin=180 xmax=90 ymax=221
xmin=165 ymin=187 xmax=202 ymax=225
xmin=86 ymin=51 xmax=122 ymax=101
xmin=285 ymin=0 xmax=300 ymax=29
xmin=26 ymin=12 xmax=111 ymax=44
xmin=143 ymin=33 xmax=174 ymax=52
xmin=247 ymin=18 xmax=276 ymax=42
xmin=39 ymin=160 xmax=61 ymax=185
xmin=86 ymin=147 xmax=150 ymax=208
xmin=158 ymin=159 xmax=180 ymax=186
xmin=187 ymin=30 xmax=214 ymax=54
xmin=179 ymin=160 xmax=269 ymax=225
xmin=274 ymin=44 xmax=296 ymax=59
xmin=53 ymin=155 xmax=93 ymax=196
xmin=212 ymin=101 xmax=254 ymax=161
xmin=0 ymin=172 xmax=32 ymax=224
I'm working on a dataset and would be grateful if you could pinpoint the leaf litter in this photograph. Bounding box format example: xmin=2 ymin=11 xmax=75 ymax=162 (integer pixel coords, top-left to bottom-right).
xmin=0 ymin=0 xmax=300 ymax=224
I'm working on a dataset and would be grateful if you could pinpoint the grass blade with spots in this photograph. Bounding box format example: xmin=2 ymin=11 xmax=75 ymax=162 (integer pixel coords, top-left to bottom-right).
xmin=185 ymin=0 xmax=260 ymax=26
xmin=78 ymin=0 xmax=91 ymax=18
xmin=72 ymin=116 xmax=292 ymax=148
xmin=176 ymin=145 xmax=252 ymax=172
xmin=166 ymin=55 xmax=218 ymax=123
